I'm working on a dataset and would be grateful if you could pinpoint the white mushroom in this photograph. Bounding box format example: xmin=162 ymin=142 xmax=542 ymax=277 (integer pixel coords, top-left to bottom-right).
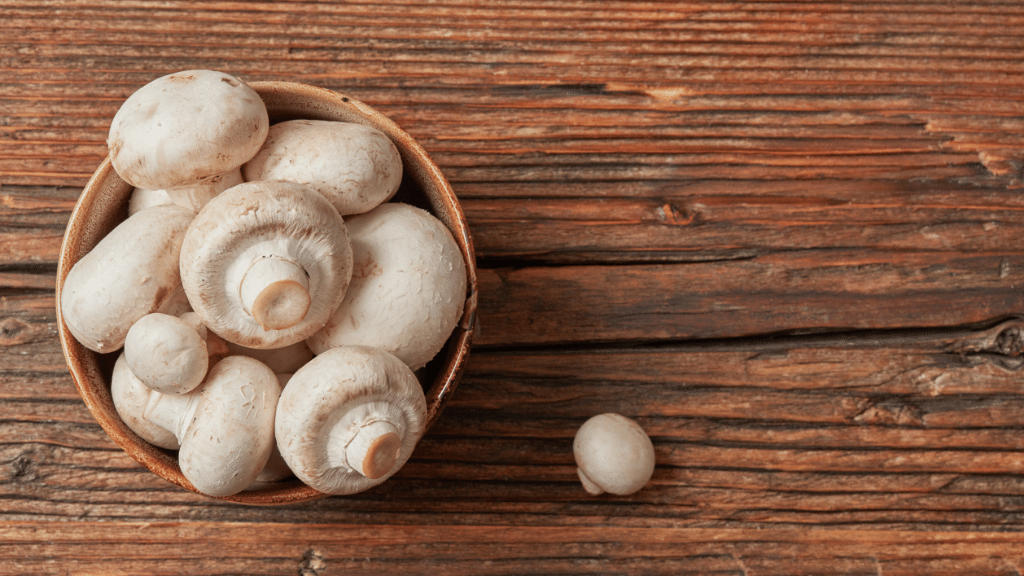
xmin=123 ymin=312 xmax=208 ymax=395
xmin=242 ymin=120 xmax=402 ymax=216
xmin=128 ymin=168 xmax=244 ymax=215
xmin=61 ymin=204 xmax=195 ymax=353
xmin=107 ymin=70 xmax=269 ymax=191
xmin=110 ymin=353 xmax=180 ymax=450
xmin=573 ymin=413 xmax=655 ymax=496
xmin=179 ymin=180 xmax=354 ymax=349
xmin=307 ymin=203 xmax=467 ymax=370
xmin=275 ymin=345 xmax=427 ymax=495
xmin=140 ymin=355 xmax=281 ymax=497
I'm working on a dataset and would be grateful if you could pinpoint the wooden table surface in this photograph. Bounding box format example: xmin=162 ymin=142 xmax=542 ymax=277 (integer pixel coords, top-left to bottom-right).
xmin=4 ymin=1 xmax=1024 ymax=573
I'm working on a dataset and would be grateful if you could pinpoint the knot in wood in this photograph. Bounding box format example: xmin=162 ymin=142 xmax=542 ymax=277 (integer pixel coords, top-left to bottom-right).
xmin=299 ymin=548 xmax=327 ymax=576
xmin=994 ymin=327 xmax=1024 ymax=357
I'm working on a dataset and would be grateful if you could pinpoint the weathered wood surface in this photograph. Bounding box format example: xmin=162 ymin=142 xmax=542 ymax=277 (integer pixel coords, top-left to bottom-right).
xmin=4 ymin=0 xmax=1024 ymax=573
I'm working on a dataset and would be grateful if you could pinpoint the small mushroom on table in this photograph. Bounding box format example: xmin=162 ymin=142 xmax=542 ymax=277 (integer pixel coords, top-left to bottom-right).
xmin=179 ymin=180 xmax=353 ymax=349
xmin=573 ymin=413 xmax=656 ymax=496
xmin=275 ymin=345 xmax=427 ymax=495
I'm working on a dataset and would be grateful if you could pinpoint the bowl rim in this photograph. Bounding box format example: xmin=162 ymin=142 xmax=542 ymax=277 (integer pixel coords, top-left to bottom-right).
xmin=56 ymin=80 xmax=477 ymax=505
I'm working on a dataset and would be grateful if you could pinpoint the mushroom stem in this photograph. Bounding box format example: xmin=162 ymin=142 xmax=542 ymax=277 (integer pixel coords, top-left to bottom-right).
xmin=324 ymin=401 xmax=406 ymax=480
xmin=345 ymin=421 xmax=402 ymax=480
xmin=141 ymin=388 xmax=200 ymax=441
xmin=239 ymin=256 xmax=311 ymax=330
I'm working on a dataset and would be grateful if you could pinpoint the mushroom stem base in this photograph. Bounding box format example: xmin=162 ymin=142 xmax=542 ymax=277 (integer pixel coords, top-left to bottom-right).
xmin=239 ymin=257 xmax=311 ymax=330
xmin=346 ymin=421 xmax=402 ymax=480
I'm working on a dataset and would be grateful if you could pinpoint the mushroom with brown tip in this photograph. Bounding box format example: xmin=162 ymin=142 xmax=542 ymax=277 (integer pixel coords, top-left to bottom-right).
xmin=242 ymin=119 xmax=402 ymax=216
xmin=275 ymin=345 xmax=427 ymax=495
xmin=573 ymin=413 xmax=655 ymax=496
xmin=307 ymin=203 xmax=467 ymax=370
xmin=60 ymin=204 xmax=195 ymax=353
xmin=179 ymin=180 xmax=353 ymax=349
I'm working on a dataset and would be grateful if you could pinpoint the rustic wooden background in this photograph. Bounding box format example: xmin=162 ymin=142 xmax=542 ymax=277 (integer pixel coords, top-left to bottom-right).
xmin=4 ymin=0 xmax=1024 ymax=573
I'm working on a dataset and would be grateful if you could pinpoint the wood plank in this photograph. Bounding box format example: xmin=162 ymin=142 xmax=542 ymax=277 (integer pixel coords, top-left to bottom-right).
xmin=1 ymin=522 xmax=1023 ymax=576
xmin=475 ymin=254 xmax=1024 ymax=346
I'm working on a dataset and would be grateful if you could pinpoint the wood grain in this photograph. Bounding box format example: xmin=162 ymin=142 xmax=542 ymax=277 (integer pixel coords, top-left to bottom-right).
xmin=4 ymin=0 xmax=1024 ymax=573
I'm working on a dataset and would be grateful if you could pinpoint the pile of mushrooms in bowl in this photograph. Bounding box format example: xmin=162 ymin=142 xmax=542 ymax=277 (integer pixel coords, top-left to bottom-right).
xmin=56 ymin=70 xmax=477 ymax=504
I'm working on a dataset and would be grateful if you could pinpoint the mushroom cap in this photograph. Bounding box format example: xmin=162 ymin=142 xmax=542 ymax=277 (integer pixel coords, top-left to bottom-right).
xmin=573 ymin=413 xmax=655 ymax=496
xmin=60 ymin=204 xmax=195 ymax=353
xmin=179 ymin=180 xmax=353 ymax=349
xmin=306 ymin=203 xmax=467 ymax=370
xmin=107 ymin=70 xmax=269 ymax=191
xmin=110 ymin=353 xmax=181 ymax=451
xmin=178 ymin=355 xmax=281 ymax=497
xmin=242 ymin=120 xmax=402 ymax=216
xmin=128 ymin=168 xmax=244 ymax=215
xmin=123 ymin=312 xmax=209 ymax=395
xmin=275 ymin=345 xmax=427 ymax=495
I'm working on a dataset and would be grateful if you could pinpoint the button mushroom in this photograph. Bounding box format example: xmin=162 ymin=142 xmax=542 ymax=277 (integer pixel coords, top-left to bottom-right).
xmin=307 ymin=203 xmax=467 ymax=370
xmin=179 ymin=180 xmax=354 ymax=349
xmin=140 ymin=355 xmax=282 ymax=497
xmin=107 ymin=70 xmax=269 ymax=191
xmin=123 ymin=312 xmax=209 ymax=395
xmin=60 ymin=203 xmax=195 ymax=353
xmin=573 ymin=413 xmax=655 ymax=496
xmin=275 ymin=345 xmax=427 ymax=495
xmin=242 ymin=119 xmax=402 ymax=216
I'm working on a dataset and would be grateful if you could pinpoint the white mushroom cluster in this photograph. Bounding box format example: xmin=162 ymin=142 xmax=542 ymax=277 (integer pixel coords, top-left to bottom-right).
xmin=61 ymin=70 xmax=468 ymax=498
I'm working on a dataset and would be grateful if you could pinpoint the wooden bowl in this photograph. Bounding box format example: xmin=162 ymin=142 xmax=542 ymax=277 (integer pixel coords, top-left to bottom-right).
xmin=56 ymin=81 xmax=478 ymax=505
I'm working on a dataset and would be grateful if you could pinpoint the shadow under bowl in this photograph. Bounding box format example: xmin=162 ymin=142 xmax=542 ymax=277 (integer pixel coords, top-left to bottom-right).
xmin=55 ymin=81 xmax=478 ymax=505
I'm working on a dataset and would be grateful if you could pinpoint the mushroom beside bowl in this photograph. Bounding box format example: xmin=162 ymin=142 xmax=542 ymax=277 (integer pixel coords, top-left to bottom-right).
xmin=56 ymin=81 xmax=478 ymax=505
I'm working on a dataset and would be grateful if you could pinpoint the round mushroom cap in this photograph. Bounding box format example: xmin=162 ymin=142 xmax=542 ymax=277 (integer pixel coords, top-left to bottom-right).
xmin=242 ymin=120 xmax=402 ymax=216
xmin=180 ymin=180 xmax=353 ymax=349
xmin=275 ymin=345 xmax=427 ymax=495
xmin=107 ymin=70 xmax=269 ymax=191
xmin=306 ymin=203 xmax=467 ymax=370
xmin=573 ymin=413 xmax=655 ymax=496
xmin=110 ymin=353 xmax=181 ymax=450
xmin=178 ymin=355 xmax=281 ymax=497
xmin=124 ymin=313 xmax=209 ymax=395
xmin=60 ymin=204 xmax=195 ymax=353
